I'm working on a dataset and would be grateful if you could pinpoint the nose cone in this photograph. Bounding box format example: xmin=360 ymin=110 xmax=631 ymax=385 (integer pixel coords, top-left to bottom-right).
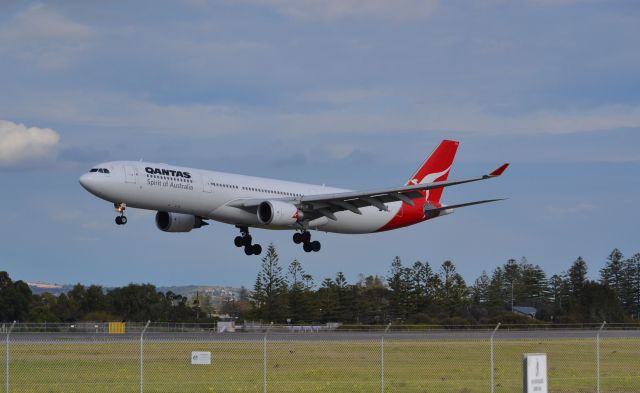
xmin=79 ymin=173 xmax=96 ymax=192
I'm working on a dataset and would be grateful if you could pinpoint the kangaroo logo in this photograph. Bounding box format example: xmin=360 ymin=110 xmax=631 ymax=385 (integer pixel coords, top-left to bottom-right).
xmin=418 ymin=166 xmax=451 ymax=201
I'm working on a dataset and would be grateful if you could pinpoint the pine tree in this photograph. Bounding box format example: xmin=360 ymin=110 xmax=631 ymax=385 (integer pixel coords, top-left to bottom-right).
xmin=502 ymin=259 xmax=521 ymax=308
xmin=437 ymin=261 xmax=468 ymax=317
xmin=629 ymin=253 xmax=640 ymax=319
xmin=520 ymin=259 xmax=548 ymax=308
xmin=410 ymin=261 xmax=434 ymax=313
xmin=387 ymin=256 xmax=413 ymax=321
xmin=600 ymin=248 xmax=625 ymax=292
xmin=471 ymin=271 xmax=490 ymax=305
xmin=288 ymin=259 xmax=314 ymax=323
xmin=251 ymin=243 xmax=288 ymax=322
xmin=600 ymin=248 xmax=636 ymax=314
xmin=567 ymin=257 xmax=588 ymax=298
xmin=487 ymin=267 xmax=506 ymax=312
xmin=548 ymin=274 xmax=567 ymax=310
xmin=334 ymin=272 xmax=351 ymax=322
xmin=318 ymin=278 xmax=338 ymax=322
xmin=620 ymin=255 xmax=638 ymax=316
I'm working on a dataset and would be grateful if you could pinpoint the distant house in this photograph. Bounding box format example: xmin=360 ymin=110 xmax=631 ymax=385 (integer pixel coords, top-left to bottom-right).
xmin=513 ymin=306 xmax=537 ymax=318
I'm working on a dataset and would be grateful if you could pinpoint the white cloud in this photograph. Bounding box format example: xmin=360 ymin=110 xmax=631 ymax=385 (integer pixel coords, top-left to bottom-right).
xmin=4 ymin=88 xmax=640 ymax=144
xmin=0 ymin=120 xmax=60 ymax=167
xmin=0 ymin=5 xmax=93 ymax=70
xmin=0 ymin=90 xmax=266 ymax=138
xmin=238 ymin=0 xmax=439 ymax=20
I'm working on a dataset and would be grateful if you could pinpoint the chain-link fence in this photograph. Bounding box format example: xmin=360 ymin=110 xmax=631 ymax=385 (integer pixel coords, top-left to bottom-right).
xmin=1 ymin=322 xmax=639 ymax=392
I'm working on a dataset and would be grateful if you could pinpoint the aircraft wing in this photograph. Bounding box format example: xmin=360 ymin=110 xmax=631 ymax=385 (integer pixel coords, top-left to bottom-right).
xmin=227 ymin=163 xmax=508 ymax=221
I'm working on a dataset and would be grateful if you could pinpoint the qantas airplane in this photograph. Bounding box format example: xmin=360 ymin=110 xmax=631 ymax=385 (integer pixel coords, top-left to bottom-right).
xmin=79 ymin=140 xmax=508 ymax=256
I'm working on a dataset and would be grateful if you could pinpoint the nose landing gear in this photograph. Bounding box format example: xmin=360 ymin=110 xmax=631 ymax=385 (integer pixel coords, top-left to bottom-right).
xmin=114 ymin=203 xmax=128 ymax=225
xmin=234 ymin=226 xmax=262 ymax=256
xmin=293 ymin=231 xmax=320 ymax=252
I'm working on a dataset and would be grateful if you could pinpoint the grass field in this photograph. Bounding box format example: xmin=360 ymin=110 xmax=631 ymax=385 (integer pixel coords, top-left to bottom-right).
xmin=1 ymin=337 xmax=639 ymax=392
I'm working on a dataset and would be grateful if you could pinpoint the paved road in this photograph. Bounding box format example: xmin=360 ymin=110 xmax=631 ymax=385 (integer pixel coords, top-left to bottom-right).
xmin=6 ymin=329 xmax=640 ymax=343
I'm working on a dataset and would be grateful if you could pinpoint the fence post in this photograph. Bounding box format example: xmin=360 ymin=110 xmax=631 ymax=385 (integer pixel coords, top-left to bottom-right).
xmin=5 ymin=321 xmax=16 ymax=393
xmin=140 ymin=320 xmax=151 ymax=393
xmin=490 ymin=322 xmax=501 ymax=393
xmin=596 ymin=321 xmax=606 ymax=393
xmin=263 ymin=322 xmax=273 ymax=393
xmin=381 ymin=323 xmax=391 ymax=393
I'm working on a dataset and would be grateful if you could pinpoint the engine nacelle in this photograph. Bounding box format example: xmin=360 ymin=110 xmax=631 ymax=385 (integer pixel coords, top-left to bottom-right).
xmin=155 ymin=212 xmax=208 ymax=232
xmin=257 ymin=200 xmax=302 ymax=226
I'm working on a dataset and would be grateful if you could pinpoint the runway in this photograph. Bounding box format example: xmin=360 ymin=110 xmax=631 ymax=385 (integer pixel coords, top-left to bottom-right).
xmin=8 ymin=329 xmax=640 ymax=343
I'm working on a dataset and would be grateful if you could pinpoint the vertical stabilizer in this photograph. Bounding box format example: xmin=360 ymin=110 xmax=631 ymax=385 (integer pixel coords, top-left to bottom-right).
xmin=406 ymin=140 xmax=459 ymax=203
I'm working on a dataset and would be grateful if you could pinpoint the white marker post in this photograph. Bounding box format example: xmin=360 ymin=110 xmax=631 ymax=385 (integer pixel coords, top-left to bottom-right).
xmin=523 ymin=353 xmax=547 ymax=393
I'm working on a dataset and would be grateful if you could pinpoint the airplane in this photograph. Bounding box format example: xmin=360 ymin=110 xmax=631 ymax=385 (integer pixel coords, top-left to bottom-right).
xmin=79 ymin=140 xmax=508 ymax=256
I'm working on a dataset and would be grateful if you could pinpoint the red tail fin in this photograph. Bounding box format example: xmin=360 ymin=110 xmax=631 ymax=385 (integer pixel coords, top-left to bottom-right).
xmin=407 ymin=140 xmax=459 ymax=203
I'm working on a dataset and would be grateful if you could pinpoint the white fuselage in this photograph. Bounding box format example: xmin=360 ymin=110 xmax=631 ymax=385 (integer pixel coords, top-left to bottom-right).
xmin=79 ymin=161 xmax=406 ymax=234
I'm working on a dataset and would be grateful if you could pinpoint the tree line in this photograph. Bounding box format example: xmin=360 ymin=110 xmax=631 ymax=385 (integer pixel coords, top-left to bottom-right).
xmin=1 ymin=246 xmax=639 ymax=324
xmin=0 ymin=274 xmax=203 ymax=323
xmin=239 ymin=245 xmax=639 ymax=325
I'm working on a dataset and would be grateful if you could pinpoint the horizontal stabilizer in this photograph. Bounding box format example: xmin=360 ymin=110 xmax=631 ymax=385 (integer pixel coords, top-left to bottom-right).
xmin=425 ymin=198 xmax=507 ymax=213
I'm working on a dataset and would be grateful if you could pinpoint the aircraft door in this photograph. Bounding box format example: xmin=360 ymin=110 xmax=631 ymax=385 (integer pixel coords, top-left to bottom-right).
xmin=124 ymin=165 xmax=137 ymax=184
xmin=203 ymin=176 xmax=213 ymax=193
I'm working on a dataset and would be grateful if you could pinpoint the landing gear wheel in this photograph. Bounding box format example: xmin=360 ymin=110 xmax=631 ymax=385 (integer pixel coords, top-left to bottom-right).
xmin=242 ymin=235 xmax=252 ymax=247
xmin=114 ymin=202 xmax=127 ymax=225
xmin=303 ymin=242 xmax=313 ymax=253
xmin=235 ymin=226 xmax=260 ymax=256
xmin=234 ymin=236 xmax=244 ymax=247
xmin=293 ymin=232 xmax=303 ymax=244
xmin=252 ymin=244 xmax=262 ymax=255
xmin=301 ymin=231 xmax=311 ymax=243
xmin=311 ymin=241 xmax=321 ymax=252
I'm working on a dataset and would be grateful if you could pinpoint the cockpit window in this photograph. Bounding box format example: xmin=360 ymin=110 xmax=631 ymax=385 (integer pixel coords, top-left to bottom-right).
xmin=90 ymin=168 xmax=98 ymax=172
xmin=98 ymin=168 xmax=105 ymax=173
xmin=103 ymin=168 xmax=110 ymax=174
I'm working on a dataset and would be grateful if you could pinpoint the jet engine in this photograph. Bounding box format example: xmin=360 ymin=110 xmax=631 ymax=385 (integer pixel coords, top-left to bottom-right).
xmin=257 ymin=201 xmax=302 ymax=226
xmin=155 ymin=212 xmax=208 ymax=232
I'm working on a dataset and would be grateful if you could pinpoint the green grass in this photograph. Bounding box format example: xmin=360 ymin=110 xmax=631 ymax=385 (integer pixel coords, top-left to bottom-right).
xmin=1 ymin=337 xmax=639 ymax=392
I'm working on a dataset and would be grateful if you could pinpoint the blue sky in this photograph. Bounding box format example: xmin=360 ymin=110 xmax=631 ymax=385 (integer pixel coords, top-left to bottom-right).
xmin=0 ymin=0 xmax=639 ymax=288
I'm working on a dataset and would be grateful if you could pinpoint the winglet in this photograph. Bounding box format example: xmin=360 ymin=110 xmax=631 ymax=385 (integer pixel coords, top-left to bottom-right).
xmin=489 ymin=163 xmax=509 ymax=177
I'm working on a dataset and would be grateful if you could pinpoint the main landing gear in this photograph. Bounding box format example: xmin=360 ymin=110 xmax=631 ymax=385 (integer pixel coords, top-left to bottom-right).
xmin=293 ymin=231 xmax=321 ymax=253
xmin=114 ymin=202 xmax=128 ymax=225
xmin=234 ymin=226 xmax=262 ymax=256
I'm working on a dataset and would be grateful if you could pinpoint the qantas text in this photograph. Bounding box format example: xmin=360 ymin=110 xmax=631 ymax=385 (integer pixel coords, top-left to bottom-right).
xmin=145 ymin=167 xmax=191 ymax=179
